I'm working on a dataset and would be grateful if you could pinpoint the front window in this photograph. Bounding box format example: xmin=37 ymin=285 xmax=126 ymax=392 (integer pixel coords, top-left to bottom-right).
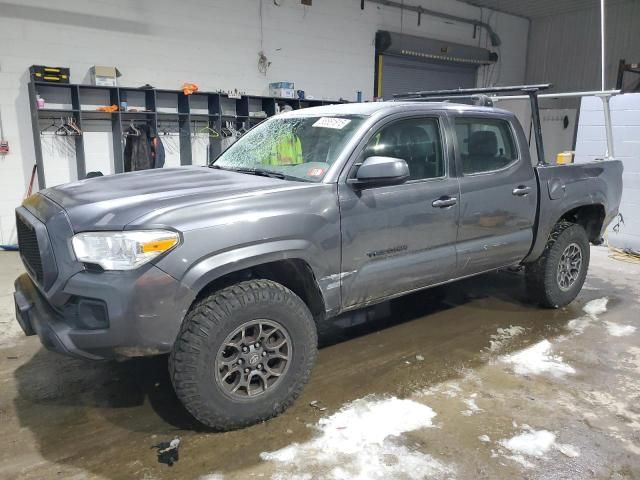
xmin=212 ymin=114 xmax=367 ymax=182
xmin=363 ymin=117 xmax=445 ymax=181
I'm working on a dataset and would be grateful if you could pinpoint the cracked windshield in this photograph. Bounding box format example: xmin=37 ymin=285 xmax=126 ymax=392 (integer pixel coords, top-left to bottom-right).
xmin=212 ymin=114 xmax=366 ymax=182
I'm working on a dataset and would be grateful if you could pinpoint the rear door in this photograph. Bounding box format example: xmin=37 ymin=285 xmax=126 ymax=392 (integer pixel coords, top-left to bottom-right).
xmin=451 ymin=113 xmax=538 ymax=276
xmin=338 ymin=113 xmax=460 ymax=309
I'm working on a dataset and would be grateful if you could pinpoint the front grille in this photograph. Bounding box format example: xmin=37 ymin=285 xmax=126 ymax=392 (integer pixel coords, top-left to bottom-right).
xmin=16 ymin=214 xmax=44 ymax=283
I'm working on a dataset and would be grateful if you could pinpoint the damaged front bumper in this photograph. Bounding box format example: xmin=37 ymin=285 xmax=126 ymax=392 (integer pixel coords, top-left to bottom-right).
xmin=14 ymin=267 xmax=195 ymax=360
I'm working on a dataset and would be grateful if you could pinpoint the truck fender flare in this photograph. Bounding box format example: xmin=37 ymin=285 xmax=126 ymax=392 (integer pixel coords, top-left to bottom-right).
xmin=180 ymin=239 xmax=323 ymax=297
xmin=524 ymin=199 xmax=607 ymax=263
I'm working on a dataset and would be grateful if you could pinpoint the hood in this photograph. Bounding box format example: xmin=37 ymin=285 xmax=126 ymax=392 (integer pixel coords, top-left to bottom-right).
xmin=40 ymin=167 xmax=305 ymax=231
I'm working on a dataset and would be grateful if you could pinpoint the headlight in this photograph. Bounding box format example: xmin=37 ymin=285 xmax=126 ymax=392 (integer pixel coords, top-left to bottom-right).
xmin=72 ymin=230 xmax=179 ymax=270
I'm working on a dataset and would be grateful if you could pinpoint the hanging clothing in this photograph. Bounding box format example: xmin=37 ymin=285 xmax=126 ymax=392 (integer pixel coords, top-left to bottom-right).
xmin=124 ymin=124 xmax=165 ymax=172
xmin=152 ymin=136 xmax=165 ymax=169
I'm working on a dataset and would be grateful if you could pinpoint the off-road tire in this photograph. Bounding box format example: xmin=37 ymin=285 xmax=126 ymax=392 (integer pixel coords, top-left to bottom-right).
xmin=525 ymin=221 xmax=590 ymax=308
xmin=169 ymin=279 xmax=317 ymax=430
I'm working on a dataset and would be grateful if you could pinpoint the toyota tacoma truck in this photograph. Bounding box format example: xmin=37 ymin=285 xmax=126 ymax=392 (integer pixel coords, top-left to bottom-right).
xmin=14 ymin=86 xmax=623 ymax=430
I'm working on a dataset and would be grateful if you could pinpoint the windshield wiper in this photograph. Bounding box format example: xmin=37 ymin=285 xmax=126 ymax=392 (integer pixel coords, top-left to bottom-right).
xmin=228 ymin=168 xmax=287 ymax=180
xmin=210 ymin=165 xmax=311 ymax=182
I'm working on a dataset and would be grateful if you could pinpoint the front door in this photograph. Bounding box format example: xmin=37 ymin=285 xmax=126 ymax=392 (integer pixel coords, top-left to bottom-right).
xmin=338 ymin=115 xmax=460 ymax=309
xmin=452 ymin=114 xmax=538 ymax=276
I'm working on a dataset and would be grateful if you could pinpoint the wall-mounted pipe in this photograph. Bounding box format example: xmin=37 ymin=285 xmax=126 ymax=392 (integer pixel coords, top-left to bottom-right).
xmin=600 ymin=0 xmax=606 ymax=90
xmin=364 ymin=0 xmax=502 ymax=46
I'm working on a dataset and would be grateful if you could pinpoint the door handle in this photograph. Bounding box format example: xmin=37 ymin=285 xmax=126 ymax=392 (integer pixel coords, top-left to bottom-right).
xmin=512 ymin=185 xmax=531 ymax=196
xmin=432 ymin=196 xmax=458 ymax=208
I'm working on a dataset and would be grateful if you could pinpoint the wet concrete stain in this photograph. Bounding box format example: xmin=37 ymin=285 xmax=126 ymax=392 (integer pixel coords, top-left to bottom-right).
xmin=0 ymin=247 xmax=638 ymax=479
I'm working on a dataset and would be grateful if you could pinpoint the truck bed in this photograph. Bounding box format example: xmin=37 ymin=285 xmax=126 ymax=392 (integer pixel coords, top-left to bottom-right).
xmin=525 ymin=159 xmax=624 ymax=262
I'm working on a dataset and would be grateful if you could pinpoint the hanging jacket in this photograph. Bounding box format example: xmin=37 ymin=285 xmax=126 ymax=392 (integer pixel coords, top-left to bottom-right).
xmin=124 ymin=124 xmax=152 ymax=172
xmin=124 ymin=124 xmax=165 ymax=172
xmin=152 ymin=136 xmax=165 ymax=169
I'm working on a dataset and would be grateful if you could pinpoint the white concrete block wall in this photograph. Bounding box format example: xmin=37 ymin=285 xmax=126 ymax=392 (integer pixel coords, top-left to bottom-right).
xmin=0 ymin=0 xmax=528 ymax=244
xmin=575 ymin=93 xmax=640 ymax=251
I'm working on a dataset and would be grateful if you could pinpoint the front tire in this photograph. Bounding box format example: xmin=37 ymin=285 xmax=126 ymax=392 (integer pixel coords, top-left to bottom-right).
xmin=525 ymin=221 xmax=590 ymax=308
xmin=169 ymin=279 xmax=318 ymax=430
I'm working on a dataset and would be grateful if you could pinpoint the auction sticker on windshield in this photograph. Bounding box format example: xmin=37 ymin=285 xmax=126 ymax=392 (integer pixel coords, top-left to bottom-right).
xmin=313 ymin=117 xmax=351 ymax=129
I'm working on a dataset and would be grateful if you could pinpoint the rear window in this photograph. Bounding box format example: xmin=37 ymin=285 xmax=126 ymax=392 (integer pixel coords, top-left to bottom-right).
xmin=454 ymin=117 xmax=518 ymax=174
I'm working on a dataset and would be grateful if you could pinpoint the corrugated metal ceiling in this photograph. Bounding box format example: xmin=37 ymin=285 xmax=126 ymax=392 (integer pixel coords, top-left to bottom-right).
xmin=464 ymin=0 xmax=633 ymax=19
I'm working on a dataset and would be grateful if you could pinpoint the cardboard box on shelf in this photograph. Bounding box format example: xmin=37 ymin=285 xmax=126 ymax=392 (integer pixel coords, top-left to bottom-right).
xmin=269 ymin=82 xmax=295 ymax=99
xmin=90 ymin=66 xmax=122 ymax=87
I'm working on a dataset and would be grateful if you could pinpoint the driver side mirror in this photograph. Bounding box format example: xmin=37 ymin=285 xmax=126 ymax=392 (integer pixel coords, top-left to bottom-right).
xmin=349 ymin=156 xmax=410 ymax=188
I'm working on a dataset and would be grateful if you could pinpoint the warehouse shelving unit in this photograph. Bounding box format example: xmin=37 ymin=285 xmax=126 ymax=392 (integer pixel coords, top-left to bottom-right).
xmin=28 ymin=81 xmax=345 ymax=188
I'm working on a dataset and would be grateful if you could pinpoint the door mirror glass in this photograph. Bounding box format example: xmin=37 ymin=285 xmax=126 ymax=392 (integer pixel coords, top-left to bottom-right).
xmin=352 ymin=156 xmax=409 ymax=187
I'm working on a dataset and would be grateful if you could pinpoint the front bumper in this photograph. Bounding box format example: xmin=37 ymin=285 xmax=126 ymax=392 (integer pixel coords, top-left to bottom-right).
xmin=14 ymin=269 xmax=195 ymax=360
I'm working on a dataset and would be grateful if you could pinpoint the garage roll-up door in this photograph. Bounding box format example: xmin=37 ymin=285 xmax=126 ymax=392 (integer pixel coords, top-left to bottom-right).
xmin=374 ymin=30 xmax=497 ymax=99
xmin=380 ymin=55 xmax=477 ymax=99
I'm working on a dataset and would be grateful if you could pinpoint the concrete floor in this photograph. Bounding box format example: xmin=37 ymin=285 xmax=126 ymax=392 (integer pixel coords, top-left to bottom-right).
xmin=0 ymin=247 xmax=639 ymax=480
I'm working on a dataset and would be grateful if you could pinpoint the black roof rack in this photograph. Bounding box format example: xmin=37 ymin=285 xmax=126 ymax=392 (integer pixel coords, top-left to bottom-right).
xmin=393 ymin=84 xmax=552 ymax=166
xmin=393 ymin=83 xmax=551 ymax=99
xmin=394 ymin=94 xmax=495 ymax=107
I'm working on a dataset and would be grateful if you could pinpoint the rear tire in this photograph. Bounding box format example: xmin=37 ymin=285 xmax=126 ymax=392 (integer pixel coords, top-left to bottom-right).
xmin=169 ymin=279 xmax=317 ymax=430
xmin=525 ymin=221 xmax=590 ymax=308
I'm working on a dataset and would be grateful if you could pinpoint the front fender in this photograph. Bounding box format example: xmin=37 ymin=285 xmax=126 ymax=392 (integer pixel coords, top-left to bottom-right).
xmin=177 ymin=239 xmax=340 ymax=314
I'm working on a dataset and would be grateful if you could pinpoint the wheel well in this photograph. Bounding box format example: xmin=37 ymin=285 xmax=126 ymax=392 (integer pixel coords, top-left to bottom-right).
xmin=194 ymin=259 xmax=326 ymax=322
xmin=559 ymin=204 xmax=605 ymax=242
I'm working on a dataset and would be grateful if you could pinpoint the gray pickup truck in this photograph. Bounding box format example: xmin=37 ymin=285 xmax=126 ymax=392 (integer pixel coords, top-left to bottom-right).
xmin=14 ymin=86 xmax=622 ymax=430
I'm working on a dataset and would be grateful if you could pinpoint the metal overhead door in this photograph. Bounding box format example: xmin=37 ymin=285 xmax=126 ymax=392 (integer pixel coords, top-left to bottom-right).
xmin=380 ymin=55 xmax=477 ymax=99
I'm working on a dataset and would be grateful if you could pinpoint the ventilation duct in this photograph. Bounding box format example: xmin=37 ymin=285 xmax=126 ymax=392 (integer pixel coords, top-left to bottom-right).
xmin=365 ymin=0 xmax=501 ymax=46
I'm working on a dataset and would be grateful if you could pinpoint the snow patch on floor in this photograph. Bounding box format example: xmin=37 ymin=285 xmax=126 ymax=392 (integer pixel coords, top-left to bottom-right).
xmin=604 ymin=321 xmax=636 ymax=337
xmin=478 ymin=434 xmax=491 ymax=443
xmin=499 ymin=428 xmax=581 ymax=467
xmin=567 ymin=317 xmax=592 ymax=335
xmin=260 ymin=397 xmax=452 ymax=480
xmin=557 ymin=443 xmax=581 ymax=458
xmin=487 ymin=326 xmax=526 ymax=353
xmin=499 ymin=429 xmax=556 ymax=458
xmin=421 ymin=381 xmax=462 ymax=399
xmin=501 ymin=340 xmax=575 ymax=377
xmin=583 ymin=297 xmax=608 ymax=319
xmin=198 ymin=474 xmax=225 ymax=480
xmin=504 ymin=453 xmax=535 ymax=469
xmin=461 ymin=394 xmax=482 ymax=416
xmin=568 ymin=297 xmax=610 ymax=335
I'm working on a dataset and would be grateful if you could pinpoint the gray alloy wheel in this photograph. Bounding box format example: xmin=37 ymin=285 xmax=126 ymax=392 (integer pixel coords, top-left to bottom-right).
xmin=215 ymin=319 xmax=292 ymax=399
xmin=556 ymin=242 xmax=583 ymax=291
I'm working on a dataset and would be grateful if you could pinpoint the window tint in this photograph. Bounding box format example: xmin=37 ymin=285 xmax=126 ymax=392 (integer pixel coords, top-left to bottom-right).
xmin=454 ymin=117 xmax=518 ymax=174
xmin=364 ymin=117 xmax=445 ymax=180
